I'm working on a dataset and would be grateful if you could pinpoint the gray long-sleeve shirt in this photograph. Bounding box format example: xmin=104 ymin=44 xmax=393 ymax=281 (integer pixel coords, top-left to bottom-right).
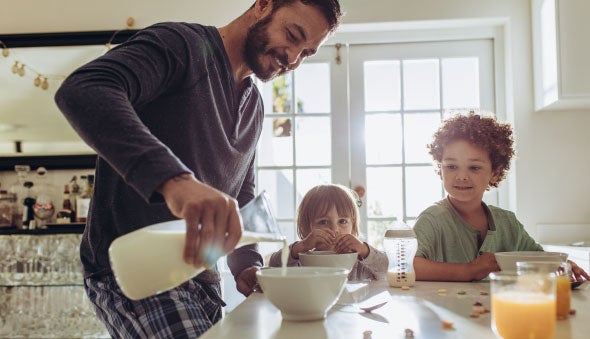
xmin=55 ymin=22 xmax=264 ymax=283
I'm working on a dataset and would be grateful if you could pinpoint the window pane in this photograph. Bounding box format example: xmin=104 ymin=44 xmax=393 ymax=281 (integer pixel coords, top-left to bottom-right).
xmin=366 ymin=167 xmax=403 ymax=218
xmin=365 ymin=113 xmax=401 ymax=165
xmin=404 ymin=113 xmax=441 ymax=163
xmin=405 ymin=166 xmax=443 ymax=217
xmin=295 ymin=168 xmax=332 ymax=206
xmin=368 ymin=219 xmax=392 ymax=250
xmin=257 ymin=169 xmax=294 ymax=219
xmin=272 ymin=73 xmax=293 ymax=113
xmin=403 ymin=59 xmax=440 ymax=110
xmin=442 ymin=57 xmax=480 ymax=109
xmin=257 ymin=117 xmax=293 ymax=166
xmin=277 ymin=221 xmax=297 ymax=245
xmin=364 ymin=61 xmax=401 ymax=111
xmin=295 ymin=63 xmax=330 ymax=113
xmin=295 ymin=116 xmax=331 ymax=166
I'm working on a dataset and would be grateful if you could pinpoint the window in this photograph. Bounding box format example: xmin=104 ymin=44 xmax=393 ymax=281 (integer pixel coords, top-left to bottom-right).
xmin=255 ymin=38 xmax=497 ymax=250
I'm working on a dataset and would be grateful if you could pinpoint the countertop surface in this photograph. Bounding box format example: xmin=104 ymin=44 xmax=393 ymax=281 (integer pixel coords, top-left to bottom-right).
xmin=203 ymin=279 xmax=589 ymax=339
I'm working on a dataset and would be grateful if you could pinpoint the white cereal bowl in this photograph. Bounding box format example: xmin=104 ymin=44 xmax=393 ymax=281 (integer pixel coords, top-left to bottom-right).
xmin=494 ymin=251 xmax=568 ymax=272
xmin=298 ymin=251 xmax=358 ymax=271
xmin=256 ymin=267 xmax=349 ymax=321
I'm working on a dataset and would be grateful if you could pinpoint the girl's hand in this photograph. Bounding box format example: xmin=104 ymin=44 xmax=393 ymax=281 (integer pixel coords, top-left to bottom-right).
xmin=301 ymin=228 xmax=338 ymax=251
xmin=334 ymin=234 xmax=369 ymax=259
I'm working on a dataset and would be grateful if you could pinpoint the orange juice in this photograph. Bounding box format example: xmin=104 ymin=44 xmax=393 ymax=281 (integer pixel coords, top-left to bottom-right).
xmin=492 ymin=291 xmax=556 ymax=339
xmin=556 ymin=275 xmax=571 ymax=319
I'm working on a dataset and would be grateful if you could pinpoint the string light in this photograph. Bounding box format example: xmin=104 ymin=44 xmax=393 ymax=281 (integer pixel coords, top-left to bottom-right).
xmin=1 ymin=17 xmax=136 ymax=91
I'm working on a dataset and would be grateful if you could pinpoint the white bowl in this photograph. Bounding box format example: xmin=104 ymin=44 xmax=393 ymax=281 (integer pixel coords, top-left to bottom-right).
xmin=298 ymin=251 xmax=358 ymax=271
xmin=256 ymin=267 xmax=349 ymax=321
xmin=495 ymin=251 xmax=568 ymax=272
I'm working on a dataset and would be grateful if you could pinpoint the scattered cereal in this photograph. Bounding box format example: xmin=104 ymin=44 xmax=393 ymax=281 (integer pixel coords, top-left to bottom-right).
xmin=479 ymin=291 xmax=489 ymax=296
xmin=569 ymin=309 xmax=576 ymax=316
xmin=457 ymin=290 xmax=466 ymax=295
xmin=401 ymin=285 xmax=411 ymax=291
xmin=473 ymin=305 xmax=486 ymax=314
xmin=437 ymin=289 xmax=447 ymax=295
xmin=363 ymin=330 xmax=372 ymax=339
xmin=404 ymin=328 xmax=414 ymax=338
xmin=473 ymin=301 xmax=483 ymax=306
xmin=441 ymin=320 xmax=455 ymax=330
xmin=469 ymin=312 xmax=480 ymax=318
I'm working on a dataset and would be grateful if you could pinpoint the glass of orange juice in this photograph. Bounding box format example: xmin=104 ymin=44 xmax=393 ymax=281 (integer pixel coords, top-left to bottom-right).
xmin=489 ymin=271 xmax=556 ymax=339
xmin=516 ymin=261 xmax=571 ymax=320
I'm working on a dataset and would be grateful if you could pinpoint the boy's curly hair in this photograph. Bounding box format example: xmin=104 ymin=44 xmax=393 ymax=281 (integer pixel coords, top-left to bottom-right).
xmin=427 ymin=112 xmax=515 ymax=188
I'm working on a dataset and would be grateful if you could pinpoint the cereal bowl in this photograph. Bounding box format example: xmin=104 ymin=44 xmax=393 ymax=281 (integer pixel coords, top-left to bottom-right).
xmin=256 ymin=267 xmax=349 ymax=321
xmin=299 ymin=251 xmax=358 ymax=271
xmin=495 ymin=251 xmax=568 ymax=272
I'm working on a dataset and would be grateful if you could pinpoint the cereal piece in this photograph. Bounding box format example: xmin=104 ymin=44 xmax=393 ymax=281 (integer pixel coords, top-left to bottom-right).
xmin=473 ymin=305 xmax=486 ymax=314
xmin=469 ymin=312 xmax=480 ymax=318
xmin=404 ymin=328 xmax=414 ymax=338
xmin=479 ymin=291 xmax=489 ymax=296
xmin=437 ymin=289 xmax=447 ymax=295
xmin=441 ymin=320 xmax=455 ymax=330
xmin=401 ymin=285 xmax=411 ymax=291
xmin=363 ymin=330 xmax=372 ymax=339
xmin=473 ymin=301 xmax=483 ymax=306
xmin=457 ymin=290 xmax=466 ymax=295
xmin=569 ymin=309 xmax=576 ymax=316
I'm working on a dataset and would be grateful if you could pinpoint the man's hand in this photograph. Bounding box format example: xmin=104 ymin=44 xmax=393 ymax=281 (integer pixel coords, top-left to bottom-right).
xmin=236 ymin=266 xmax=260 ymax=297
xmin=159 ymin=173 xmax=242 ymax=268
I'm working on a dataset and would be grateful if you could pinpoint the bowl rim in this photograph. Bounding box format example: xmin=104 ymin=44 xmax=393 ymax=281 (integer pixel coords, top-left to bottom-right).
xmin=257 ymin=266 xmax=350 ymax=277
xmin=298 ymin=250 xmax=358 ymax=257
xmin=494 ymin=251 xmax=568 ymax=257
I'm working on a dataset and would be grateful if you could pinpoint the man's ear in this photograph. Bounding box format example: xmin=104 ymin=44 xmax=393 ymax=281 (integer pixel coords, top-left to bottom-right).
xmin=254 ymin=0 xmax=274 ymax=19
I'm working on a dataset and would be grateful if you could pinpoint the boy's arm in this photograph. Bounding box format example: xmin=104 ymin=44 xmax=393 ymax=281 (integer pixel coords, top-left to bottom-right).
xmin=414 ymin=253 xmax=499 ymax=282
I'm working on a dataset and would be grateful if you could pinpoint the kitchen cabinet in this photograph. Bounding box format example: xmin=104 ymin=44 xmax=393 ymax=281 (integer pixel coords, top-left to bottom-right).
xmin=532 ymin=0 xmax=590 ymax=111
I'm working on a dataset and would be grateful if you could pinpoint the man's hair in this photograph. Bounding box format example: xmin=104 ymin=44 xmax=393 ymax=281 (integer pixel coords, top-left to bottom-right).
xmin=428 ymin=111 xmax=515 ymax=188
xmin=296 ymin=184 xmax=360 ymax=239
xmin=259 ymin=0 xmax=343 ymax=33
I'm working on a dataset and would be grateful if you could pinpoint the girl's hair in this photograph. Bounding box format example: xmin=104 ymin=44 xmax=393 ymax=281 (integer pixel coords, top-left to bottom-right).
xmin=296 ymin=184 xmax=360 ymax=239
xmin=427 ymin=111 xmax=515 ymax=188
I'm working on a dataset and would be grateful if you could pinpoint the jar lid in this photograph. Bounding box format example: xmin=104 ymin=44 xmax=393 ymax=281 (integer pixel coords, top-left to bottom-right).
xmin=384 ymin=229 xmax=416 ymax=238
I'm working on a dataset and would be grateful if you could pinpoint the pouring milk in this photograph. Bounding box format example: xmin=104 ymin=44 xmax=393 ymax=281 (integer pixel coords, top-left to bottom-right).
xmin=109 ymin=191 xmax=287 ymax=300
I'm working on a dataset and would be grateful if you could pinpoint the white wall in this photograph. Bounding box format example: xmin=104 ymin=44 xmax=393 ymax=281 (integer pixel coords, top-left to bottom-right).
xmin=2 ymin=1 xmax=589 ymax=240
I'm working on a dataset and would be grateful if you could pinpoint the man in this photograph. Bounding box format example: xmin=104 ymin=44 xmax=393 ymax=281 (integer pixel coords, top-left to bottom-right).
xmin=54 ymin=0 xmax=342 ymax=337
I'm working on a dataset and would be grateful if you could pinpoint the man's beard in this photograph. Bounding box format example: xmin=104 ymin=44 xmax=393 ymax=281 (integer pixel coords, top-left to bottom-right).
xmin=244 ymin=14 xmax=290 ymax=82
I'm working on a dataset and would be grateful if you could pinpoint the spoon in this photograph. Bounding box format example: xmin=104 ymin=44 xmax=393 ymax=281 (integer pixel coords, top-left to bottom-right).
xmin=359 ymin=301 xmax=388 ymax=313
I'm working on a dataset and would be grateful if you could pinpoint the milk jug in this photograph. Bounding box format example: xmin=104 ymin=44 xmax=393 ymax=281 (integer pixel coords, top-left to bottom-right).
xmin=109 ymin=191 xmax=285 ymax=300
xmin=384 ymin=222 xmax=418 ymax=287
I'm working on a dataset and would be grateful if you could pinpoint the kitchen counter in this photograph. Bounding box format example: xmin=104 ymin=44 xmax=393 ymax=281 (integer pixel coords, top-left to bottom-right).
xmin=202 ymin=280 xmax=589 ymax=338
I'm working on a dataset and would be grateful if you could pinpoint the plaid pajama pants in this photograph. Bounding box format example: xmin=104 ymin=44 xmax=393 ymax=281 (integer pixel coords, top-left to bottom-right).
xmin=84 ymin=274 xmax=225 ymax=338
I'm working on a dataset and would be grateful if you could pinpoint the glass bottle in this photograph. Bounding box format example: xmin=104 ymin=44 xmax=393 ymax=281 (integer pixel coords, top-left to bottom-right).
xmin=76 ymin=174 xmax=94 ymax=223
xmin=56 ymin=184 xmax=73 ymax=224
xmin=8 ymin=165 xmax=31 ymax=228
xmin=383 ymin=220 xmax=418 ymax=287
xmin=22 ymin=181 xmax=36 ymax=229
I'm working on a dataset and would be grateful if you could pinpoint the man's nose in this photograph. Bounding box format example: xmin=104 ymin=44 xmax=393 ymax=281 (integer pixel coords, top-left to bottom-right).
xmin=285 ymin=48 xmax=303 ymax=65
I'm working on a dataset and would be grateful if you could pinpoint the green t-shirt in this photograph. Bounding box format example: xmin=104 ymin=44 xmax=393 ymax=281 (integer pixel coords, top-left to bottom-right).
xmin=414 ymin=198 xmax=543 ymax=263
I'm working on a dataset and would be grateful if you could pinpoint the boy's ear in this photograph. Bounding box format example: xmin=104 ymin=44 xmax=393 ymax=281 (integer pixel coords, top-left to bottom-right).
xmin=490 ymin=168 xmax=503 ymax=185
